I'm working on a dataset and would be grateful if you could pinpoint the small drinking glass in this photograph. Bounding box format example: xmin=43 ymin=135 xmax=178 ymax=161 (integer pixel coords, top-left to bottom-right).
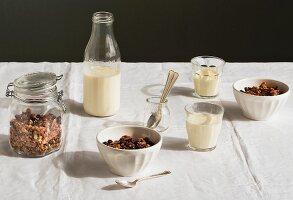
xmin=191 ymin=56 xmax=225 ymax=98
xmin=144 ymin=97 xmax=170 ymax=132
xmin=185 ymin=102 xmax=224 ymax=151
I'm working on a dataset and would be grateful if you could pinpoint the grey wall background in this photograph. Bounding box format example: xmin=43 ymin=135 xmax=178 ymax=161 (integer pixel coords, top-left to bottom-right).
xmin=0 ymin=0 xmax=292 ymax=62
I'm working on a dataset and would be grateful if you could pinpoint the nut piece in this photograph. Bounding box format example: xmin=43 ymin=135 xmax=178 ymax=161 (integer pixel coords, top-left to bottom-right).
xmin=10 ymin=108 xmax=62 ymax=156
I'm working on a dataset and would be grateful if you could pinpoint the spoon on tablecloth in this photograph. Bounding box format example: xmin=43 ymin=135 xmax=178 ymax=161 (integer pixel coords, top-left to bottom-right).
xmin=115 ymin=170 xmax=171 ymax=188
xmin=146 ymin=70 xmax=179 ymax=129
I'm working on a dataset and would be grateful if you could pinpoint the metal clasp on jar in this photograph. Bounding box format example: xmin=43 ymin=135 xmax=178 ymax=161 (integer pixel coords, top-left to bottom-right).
xmin=57 ymin=90 xmax=66 ymax=113
xmin=56 ymin=74 xmax=66 ymax=113
xmin=56 ymin=75 xmax=63 ymax=81
xmin=6 ymin=83 xmax=14 ymax=97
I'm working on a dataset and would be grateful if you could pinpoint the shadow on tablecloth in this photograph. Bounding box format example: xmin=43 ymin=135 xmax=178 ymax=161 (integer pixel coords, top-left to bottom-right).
xmin=101 ymin=184 xmax=127 ymax=191
xmin=141 ymin=84 xmax=162 ymax=96
xmin=102 ymin=120 xmax=143 ymax=128
xmin=221 ymin=100 xmax=250 ymax=122
xmin=0 ymin=134 xmax=18 ymax=157
xmin=141 ymin=84 xmax=194 ymax=97
xmin=52 ymin=151 xmax=116 ymax=178
xmin=63 ymin=99 xmax=92 ymax=117
xmin=169 ymin=86 xmax=194 ymax=97
xmin=0 ymin=98 xmax=11 ymax=109
xmin=64 ymin=99 xmax=143 ymax=121
xmin=161 ymin=136 xmax=189 ymax=151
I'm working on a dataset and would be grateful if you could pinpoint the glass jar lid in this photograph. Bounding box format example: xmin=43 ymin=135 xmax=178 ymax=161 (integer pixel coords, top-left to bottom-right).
xmin=14 ymin=72 xmax=60 ymax=91
xmin=6 ymin=72 xmax=63 ymax=100
xmin=6 ymin=72 xmax=66 ymax=112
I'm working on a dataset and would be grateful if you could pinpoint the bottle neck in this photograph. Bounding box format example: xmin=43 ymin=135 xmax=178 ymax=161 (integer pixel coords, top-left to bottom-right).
xmin=85 ymin=11 xmax=120 ymax=62
xmin=91 ymin=11 xmax=114 ymax=36
xmin=91 ymin=22 xmax=114 ymax=36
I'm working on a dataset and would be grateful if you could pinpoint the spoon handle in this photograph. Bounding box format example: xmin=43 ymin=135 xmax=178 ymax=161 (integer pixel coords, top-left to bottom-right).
xmin=136 ymin=170 xmax=171 ymax=182
xmin=161 ymin=70 xmax=179 ymax=103
xmin=160 ymin=71 xmax=175 ymax=103
xmin=161 ymin=70 xmax=179 ymax=102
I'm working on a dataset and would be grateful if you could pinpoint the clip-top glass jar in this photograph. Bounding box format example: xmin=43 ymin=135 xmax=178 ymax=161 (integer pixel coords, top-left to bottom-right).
xmin=143 ymin=97 xmax=170 ymax=132
xmin=83 ymin=11 xmax=121 ymax=117
xmin=6 ymin=72 xmax=66 ymax=157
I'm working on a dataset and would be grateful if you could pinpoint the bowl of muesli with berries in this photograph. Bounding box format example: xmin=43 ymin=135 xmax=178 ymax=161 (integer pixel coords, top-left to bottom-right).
xmin=233 ymin=78 xmax=290 ymax=120
xmin=96 ymin=125 xmax=162 ymax=176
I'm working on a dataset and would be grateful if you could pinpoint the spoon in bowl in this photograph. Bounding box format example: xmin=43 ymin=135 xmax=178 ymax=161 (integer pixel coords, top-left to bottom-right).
xmin=115 ymin=170 xmax=171 ymax=188
xmin=146 ymin=70 xmax=179 ymax=129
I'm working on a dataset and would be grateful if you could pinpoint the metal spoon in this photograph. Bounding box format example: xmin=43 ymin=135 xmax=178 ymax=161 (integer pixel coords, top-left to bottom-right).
xmin=115 ymin=170 xmax=171 ymax=188
xmin=146 ymin=70 xmax=179 ymax=129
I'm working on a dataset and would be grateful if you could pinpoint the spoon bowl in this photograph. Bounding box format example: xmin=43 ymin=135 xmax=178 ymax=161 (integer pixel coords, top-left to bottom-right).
xmin=146 ymin=103 xmax=162 ymax=129
xmin=115 ymin=180 xmax=137 ymax=188
xmin=115 ymin=170 xmax=171 ymax=188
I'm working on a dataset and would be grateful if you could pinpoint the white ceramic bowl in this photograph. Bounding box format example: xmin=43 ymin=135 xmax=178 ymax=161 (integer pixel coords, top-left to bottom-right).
xmin=233 ymin=78 xmax=290 ymax=120
xmin=96 ymin=125 xmax=162 ymax=176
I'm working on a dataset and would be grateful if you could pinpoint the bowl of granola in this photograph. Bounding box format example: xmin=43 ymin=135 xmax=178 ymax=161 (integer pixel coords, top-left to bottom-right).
xmin=96 ymin=125 xmax=162 ymax=176
xmin=233 ymin=78 xmax=290 ymax=120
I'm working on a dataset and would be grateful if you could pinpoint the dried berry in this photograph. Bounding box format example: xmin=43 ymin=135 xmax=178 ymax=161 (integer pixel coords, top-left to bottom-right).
xmin=240 ymin=82 xmax=281 ymax=96
xmin=103 ymin=135 xmax=154 ymax=150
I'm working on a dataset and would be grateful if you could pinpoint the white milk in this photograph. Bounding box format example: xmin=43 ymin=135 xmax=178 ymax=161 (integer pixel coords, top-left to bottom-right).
xmin=83 ymin=66 xmax=120 ymax=117
xmin=193 ymin=68 xmax=219 ymax=97
xmin=186 ymin=112 xmax=222 ymax=150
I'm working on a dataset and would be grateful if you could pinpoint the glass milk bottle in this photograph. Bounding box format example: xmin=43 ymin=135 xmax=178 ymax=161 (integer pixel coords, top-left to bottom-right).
xmin=84 ymin=11 xmax=121 ymax=117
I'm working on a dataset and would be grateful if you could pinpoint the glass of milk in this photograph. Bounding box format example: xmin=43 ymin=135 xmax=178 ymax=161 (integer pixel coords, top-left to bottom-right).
xmin=191 ymin=56 xmax=225 ymax=98
xmin=185 ymin=102 xmax=224 ymax=151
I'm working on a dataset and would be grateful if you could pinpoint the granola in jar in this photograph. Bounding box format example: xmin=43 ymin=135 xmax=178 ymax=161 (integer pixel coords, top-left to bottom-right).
xmin=10 ymin=108 xmax=62 ymax=156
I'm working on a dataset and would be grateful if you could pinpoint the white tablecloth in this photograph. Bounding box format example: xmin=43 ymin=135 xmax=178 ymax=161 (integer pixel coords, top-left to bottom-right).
xmin=0 ymin=62 xmax=292 ymax=200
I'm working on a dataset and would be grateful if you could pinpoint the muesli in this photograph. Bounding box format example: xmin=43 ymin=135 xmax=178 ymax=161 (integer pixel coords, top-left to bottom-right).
xmin=10 ymin=108 xmax=62 ymax=156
